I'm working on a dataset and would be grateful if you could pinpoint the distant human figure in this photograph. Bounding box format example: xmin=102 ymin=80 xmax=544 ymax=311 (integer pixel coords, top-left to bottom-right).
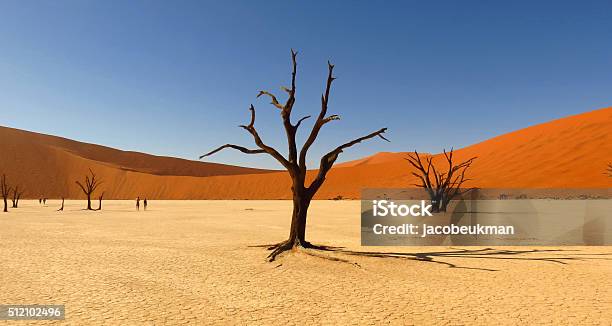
xmin=136 ymin=197 xmax=140 ymax=211
xmin=143 ymin=198 xmax=148 ymax=211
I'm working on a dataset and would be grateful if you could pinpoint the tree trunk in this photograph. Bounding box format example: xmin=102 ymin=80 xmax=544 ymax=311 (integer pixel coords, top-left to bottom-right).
xmin=429 ymin=194 xmax=442 ymax=213
xmin=87 ymin=194 xmax=92 ymax=210
xmin=440 ymin=194 xmax=451 ymax=212
xmin=287 ymin=194 xmax=310 ymax=247
xmin=267 ymin=186 xmax=312 ymax=261
xmin=3 ymin=198 xmax=7 ymax=212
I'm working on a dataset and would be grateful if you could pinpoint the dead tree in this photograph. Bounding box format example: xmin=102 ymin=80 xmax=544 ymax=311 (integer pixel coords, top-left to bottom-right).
xmin=96 ymin=192 xmax=105 ymax=211
xmin=11 ymin=186 xmax=24 ymax=208
xmin=406 ymin=149 xmax=476 ymax=212
xmin=75 ymin=169 xmax=102 ymax=210
xmin=58 ymin=198 xmax=65 ymax=212
xmin=1 ymin=174 xmax=11 ymax=213
xmin=201 ymin=50 xmax=388 ymax=261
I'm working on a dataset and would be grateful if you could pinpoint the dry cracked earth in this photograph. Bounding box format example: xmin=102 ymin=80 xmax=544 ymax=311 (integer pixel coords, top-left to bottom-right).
xmin=1 ymin=200 xmax=611 ymax=325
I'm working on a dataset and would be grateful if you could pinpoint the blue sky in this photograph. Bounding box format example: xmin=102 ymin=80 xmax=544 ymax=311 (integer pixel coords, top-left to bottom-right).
xmin=1 ymin=1 xmax=611 ymax=169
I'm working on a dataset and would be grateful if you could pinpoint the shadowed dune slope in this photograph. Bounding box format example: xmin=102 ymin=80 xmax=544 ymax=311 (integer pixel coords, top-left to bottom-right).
xmin=0 ymin=107 xmax=610 ymax=199
xmin=0 ymin=126 xmax=273 ymax=199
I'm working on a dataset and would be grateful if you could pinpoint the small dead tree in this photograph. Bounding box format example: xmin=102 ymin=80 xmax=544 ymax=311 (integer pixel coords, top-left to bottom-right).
xmin=406 ymin=149 xmax=476 ymax=212
xmin=97 ymin=192 xmax=105 ymax=211
xmin=201 ymin=50 xmax=388 ymax=261
xmin=1 ymin=174 xmax=11 ymax=213
xmin=11 ymin=185 xmax=24 ymax=208
xmin=58 ymin=198 xmax=65 ymax=212
xmin=75 ymin=169 xmax=102 ymax=210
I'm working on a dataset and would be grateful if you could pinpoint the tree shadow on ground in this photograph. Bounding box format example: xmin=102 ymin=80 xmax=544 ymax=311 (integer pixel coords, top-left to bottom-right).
xmin=249 ymin=244 xmax=612 ymax=272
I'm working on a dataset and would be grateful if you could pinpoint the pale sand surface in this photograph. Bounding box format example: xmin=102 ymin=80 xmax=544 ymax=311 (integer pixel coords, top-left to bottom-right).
xmin=1 ymin=200 xmax=611 ymax=325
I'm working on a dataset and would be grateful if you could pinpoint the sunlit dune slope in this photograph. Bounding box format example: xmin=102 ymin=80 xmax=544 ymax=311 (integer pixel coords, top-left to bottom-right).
xmin=0 ymin=107 xmax=610 ymax=199
xmin=335 ymin=152 xmax=411 ymax=168
xmin=319 ymin=106 xmax=612 ymax=196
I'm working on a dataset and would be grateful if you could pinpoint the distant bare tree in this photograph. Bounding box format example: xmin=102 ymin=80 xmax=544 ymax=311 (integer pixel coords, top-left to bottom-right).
xmin=76 ymin=169 xmax=102 ymax=210
xmin=11 ymin=185 xmax=24 ymax=208
xmin=58 ymin=197 xmax=65 ymax=212
xmin=97 ymin=192 xmax=105 ymax=211
xmin=406 ymin=149 xmax=476 ymax=212
xmin=1 ymin=174 xmax=11 ymax=213
xmin=202 ymin=50 xmax=388 ymax=261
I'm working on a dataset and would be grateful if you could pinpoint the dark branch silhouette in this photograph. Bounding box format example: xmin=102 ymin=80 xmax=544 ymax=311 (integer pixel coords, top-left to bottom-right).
xmin=1 ymin=174 xmax=11 ymax=213
xmin=76 ymin=169 xmax=102 ymax=210
xmin=406 ymin=148 xmax=476 ymax=212
xmin=58 ymin=198 xmax=65 ymax=212
xmin=97 ymin=192 xmax=105 ymax=211
xmin=201 ymin=50 xmax=388 ymax=261
xmin=11 ymin=185 xmax=24 ymax=208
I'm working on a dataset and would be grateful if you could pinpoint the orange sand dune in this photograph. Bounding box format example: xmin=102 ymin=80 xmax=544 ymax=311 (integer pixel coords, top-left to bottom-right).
xmin=0 ymin=107 xmax=610 ymax=199
xmin=0 ymin=126 xmax=272 ymax=199
xmin=335 ymin=151 xmax=413 ymax=168
xmin=327 ymin=106 xmax=612 ymax=194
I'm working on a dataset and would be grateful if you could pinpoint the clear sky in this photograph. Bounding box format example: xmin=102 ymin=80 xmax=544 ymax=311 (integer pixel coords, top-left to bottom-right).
xmin=1 ymin=1 xmax=611 ymax=169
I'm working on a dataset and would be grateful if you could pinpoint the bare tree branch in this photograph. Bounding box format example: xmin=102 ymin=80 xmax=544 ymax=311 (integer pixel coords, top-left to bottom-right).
xmin=200 ymin=144 xmax=266 ymax=158
xmin=257 ymin=91 xmax=284 ymax=110
xmin=75 ymin=181 xmax=88 ymax=194
xmin=295 ymin=115 xmax=311 ymax=129
xmin=407 ymin=148 xmax=477 ymax=212
xmin=242 ymin=105 xmax=292 ymax=168
xmin=406 ymin=152 xmax=434 ymax=191
xmin=298 ymin=60 xmax=336 ymax=171
xmin=202 ymin=104 xmax=292 ymax=169
xmin=309 ymin=128 xmax=388 ymax=194
xmin=238 ymin=105 xmax=256 ymax=129
xmin=283 ymin=48 xmax=298 ymax=114
xmin=322 ymin=114 xmax=340 ymax=124
xmin=279 ymin=49 xmax=299 ymax=164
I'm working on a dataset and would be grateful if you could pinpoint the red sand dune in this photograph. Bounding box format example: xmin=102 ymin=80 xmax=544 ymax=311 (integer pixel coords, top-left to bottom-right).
xmin=0 ymin=107 xmax=610 ymax=199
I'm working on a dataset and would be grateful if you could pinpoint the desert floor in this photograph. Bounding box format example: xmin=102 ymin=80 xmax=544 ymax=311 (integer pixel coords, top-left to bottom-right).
xmin=1 ymin=200 xmax=611 ymax=325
